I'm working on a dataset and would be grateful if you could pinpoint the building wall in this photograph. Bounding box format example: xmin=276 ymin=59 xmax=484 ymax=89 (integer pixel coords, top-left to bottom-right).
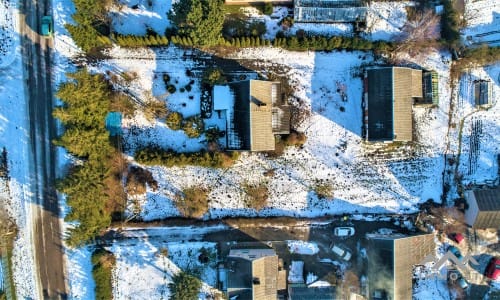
xmin=465 ymin=190 xmax=480 ymax=227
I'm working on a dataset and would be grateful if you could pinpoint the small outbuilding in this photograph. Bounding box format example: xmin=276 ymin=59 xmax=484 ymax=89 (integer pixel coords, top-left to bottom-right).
xmin=474 ymin=80 xmax=493 ymax=107
xmin=464 ymin=188 xmax=500 ymax=229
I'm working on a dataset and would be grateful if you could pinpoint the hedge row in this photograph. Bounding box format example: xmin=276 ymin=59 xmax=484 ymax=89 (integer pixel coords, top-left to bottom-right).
xmin=135 ymin=147 xmax=240 ymax=168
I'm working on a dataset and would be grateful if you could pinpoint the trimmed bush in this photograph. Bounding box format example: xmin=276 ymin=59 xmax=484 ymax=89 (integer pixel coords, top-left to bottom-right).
xmin=135 ymin=147 xmax=240 ymax=168
xmin=167 ymin=84 xmax=177 ymax=94
xmin=175 ymin=186 xmax=210 ymax=218
xmin=92 ymin=248 xmax=115 ymax=300
xmin=243 ymin=182 xmax=268 ymax=210
xmin=182 ymin=116 xmax=204 ymax=138
xmin=166 ymin=111 xmax=184 ymax=130
xmin=169 ymin=272 xmax=202 ymax=300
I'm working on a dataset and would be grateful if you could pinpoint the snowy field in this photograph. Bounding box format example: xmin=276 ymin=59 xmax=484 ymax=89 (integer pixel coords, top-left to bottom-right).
xmin=462 ymin=0 xmax=500 ymax=47
xmin=109 ymin=240 xmax=218 ymax=300
xmin=110 ymin=0 xmax=172 ymax=36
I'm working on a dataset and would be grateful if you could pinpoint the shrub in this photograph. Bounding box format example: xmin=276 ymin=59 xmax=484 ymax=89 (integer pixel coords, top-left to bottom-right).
xmin=163 ymin=74 xmax=171 ymax=85
xmin=243 ymin=182 xmax=268 ymax=211
xmin=284 ymin=131 xmax=307 ymax=147
xmin=169 ymin=272 xmax=202 ymax=300
xmin=185 ymin=84 xmax=192 ymax=92
xmin=202 ymin=67 xmax=225 ymax=86
xmin=92 ymin=248 xmax=115 ymax=300
xmin=313 ymin=181 xmax=334 ymax=200
xmin=135 ymin=147 xmax=240 ymax=168
xmin=144 ymin=99 xmax=168 ymax=120
xmin=167 ymin=84 xmax=177 ymax=94
xmin=126 ymin=166 xmax=158 ymax=196
xmin=175 ymin=186 xmax=210 ymax=218
xmin=182 ymin=116 xmax=204 ymax=138
xmin=110 ymin=92 xmax=136 ymax=117
xmin=166 ymin=111 xmax=184 ymax=130
xmin=263 ymin=2 xmax=273 ymax=15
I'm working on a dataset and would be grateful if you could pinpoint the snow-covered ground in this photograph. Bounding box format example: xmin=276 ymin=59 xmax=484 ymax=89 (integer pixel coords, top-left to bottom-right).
xmin=109 ymin=240 xmax=218 ymax=300
xmin=456 ymin=64 xmax=500 ymax=185
xmin=462 ymin=0 xmax=500 ymax=47
xmin=0 ymin=0 xmax=39 ymax=298
xmin=110 ymin=0 xmax=172 ymax=36
xmin=101 ymin=46 xmax=453 ymax=221
xmin=0 ymin=0 xmax=16 ymax=67
xmin=365 ymin=1 xmax=410 ymax=41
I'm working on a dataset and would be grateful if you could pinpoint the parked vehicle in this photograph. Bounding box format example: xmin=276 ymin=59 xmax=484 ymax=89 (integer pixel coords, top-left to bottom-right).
xmin=448 ymin=269 xmax=469 ymax=289
xmin=449 ymin=233 xmax=465 ymax=244
xmin=448 ymin=245 xmax=463 ymax=259
xmin=41 ymin=16 xmax=53 ymax=37
xmin=334 ymin=227 xmax=355 ymax=237
xmin=331 ymin=244 xmax=352 ymax=261
xmin=485 ymin=257 xmax=500 ymax=280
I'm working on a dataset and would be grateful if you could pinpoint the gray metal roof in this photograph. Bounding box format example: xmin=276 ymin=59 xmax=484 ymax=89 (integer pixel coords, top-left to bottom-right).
xmin=473 ymin=188 xmax=500 ymax=211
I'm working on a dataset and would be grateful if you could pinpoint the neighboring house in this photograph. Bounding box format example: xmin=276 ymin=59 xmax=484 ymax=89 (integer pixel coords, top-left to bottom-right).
xmin=225 ymin=0 xmax=292 ymax=4
xmin=213 ymin=80 xmax=290 ymax=152
xmin=464 ymin=188 xmax=500 ymax=229
xmin=288 ymin=284 xmax=336 ymax=300
xmin=363 ymin=67 xmax=423 ymax=142
xmin=473 ymin=80 xmax=493 ymax=107
xmin=294 ymin=0 xmax=367 ymax=24
xmin=367 ymin=233 xmax=435 ymax=300
xmin=226 ymin=248 xmax=287 ymax=300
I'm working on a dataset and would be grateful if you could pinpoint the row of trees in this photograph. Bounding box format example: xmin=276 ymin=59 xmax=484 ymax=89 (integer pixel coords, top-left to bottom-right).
xmin=54 ymin=69 xmax=129 ymax=246
xmin=135 ymin=147 xmax=239 ymax=169
xmin=66 ymin=0 xmax=112 ymax=52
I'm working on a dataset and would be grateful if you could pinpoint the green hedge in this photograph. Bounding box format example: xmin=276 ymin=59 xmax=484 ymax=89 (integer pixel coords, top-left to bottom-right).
xmin=135 ymin=147 xmax=239 ymax=168
xmin=92 ymin=249 xmax=115 ymax=300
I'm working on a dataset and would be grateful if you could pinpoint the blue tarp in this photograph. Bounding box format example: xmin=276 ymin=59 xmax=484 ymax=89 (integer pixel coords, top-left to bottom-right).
xmin=105 ymin=112 xmax=122 ymax=136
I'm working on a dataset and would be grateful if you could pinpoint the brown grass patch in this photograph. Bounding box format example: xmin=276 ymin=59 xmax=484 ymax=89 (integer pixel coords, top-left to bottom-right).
xmin=175 ymin=186 xmax=210 ymax=218
xmin=243 ymin=182 xmax=269 ymax=211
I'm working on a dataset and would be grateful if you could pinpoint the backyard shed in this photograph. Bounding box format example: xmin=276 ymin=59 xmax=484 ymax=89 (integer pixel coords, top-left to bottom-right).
xmin=465 ymin=188 xmax=500 ymax=228
xmin=474 ymin=80 xmax=493 ymax=107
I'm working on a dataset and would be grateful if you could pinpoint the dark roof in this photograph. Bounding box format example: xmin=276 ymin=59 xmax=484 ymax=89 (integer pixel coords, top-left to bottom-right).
xmin=366 ymin=67 xmax=422 ymax=141
xmin=473 ymin=188 xmax=500 ymax=211
xmin=367 ymin=68 xmax=393 ymax=141
xmin=229 ymin=80 xmax=285 ymax=152
xmin=288 ymin=285 xmax=336 ymax=300
xmin=368 ymin=233 xmax=435 ymax=300
xmin=474 ymin=80 xmax=492 ymax=106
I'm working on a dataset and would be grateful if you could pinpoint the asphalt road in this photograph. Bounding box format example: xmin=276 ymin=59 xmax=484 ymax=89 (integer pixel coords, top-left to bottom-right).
xmin=19 ymin=0 xmax=67 ymax=298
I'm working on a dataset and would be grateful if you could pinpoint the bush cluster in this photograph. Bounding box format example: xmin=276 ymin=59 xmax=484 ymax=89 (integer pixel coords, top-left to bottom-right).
xmin=91 ymin=248 xmax=115 ymax=300
xmin=169 ymin=272 xmax=202 ymax=300
xmin=166 ymin=112 xmax=184 ymax=130
xmin=175 ymin=186 xmax=210 ymax=218
xmin=114 ymin=34 xmax=169 ymax=47
xmin=135 ymin=147 xmax=240 ymax=168
xmin=243 ymin=182 xmax=269 ymax=211
xmin=440 ymin=0 xmax=461 ymax=47
xmin=54 ymin=69 xmax=127 ymax=246
xmin=182 ymin=115 xmax=204 ymax=138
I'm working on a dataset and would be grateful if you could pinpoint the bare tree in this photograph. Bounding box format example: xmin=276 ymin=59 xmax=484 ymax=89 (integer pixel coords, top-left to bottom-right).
xmin=393 ymin=9 xmax=441 ymax=58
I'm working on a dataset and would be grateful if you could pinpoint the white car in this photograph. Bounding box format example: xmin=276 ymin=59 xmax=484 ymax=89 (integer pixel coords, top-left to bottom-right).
xmin=334 ymin=227 xmax=355 ymax=237
xmin=331 ymin=245 xmax=352 ymax=261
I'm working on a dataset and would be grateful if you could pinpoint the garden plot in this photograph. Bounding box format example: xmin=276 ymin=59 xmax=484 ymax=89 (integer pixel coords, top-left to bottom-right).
xmin=456 ymin=64 xmax=499 ymax=185
xmin=103 ymin=46 xmax=453 ymax=220
xmin=462 ymin=0 xmax=500 ymax=47
xmin=109 ymin=240 xmax=218 ymax=300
